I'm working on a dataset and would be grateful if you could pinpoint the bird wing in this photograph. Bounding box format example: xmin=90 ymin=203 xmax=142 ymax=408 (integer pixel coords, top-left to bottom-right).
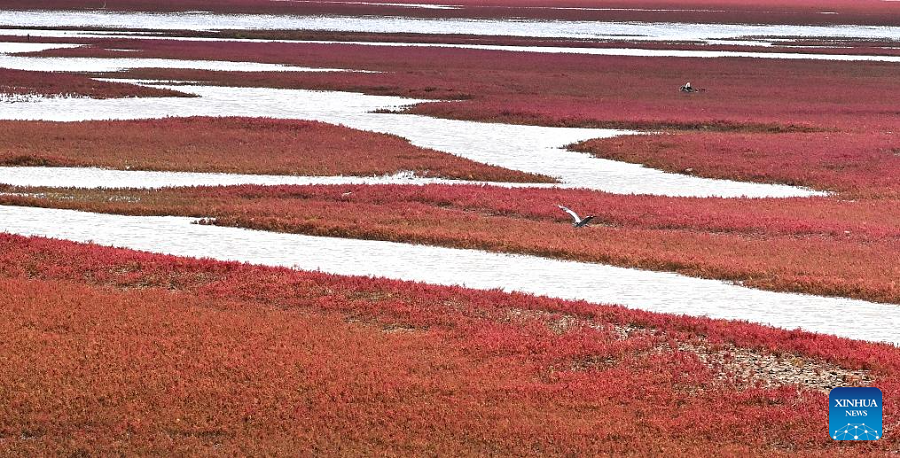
xmin=557 ymin=205 xmax=580 ymax=223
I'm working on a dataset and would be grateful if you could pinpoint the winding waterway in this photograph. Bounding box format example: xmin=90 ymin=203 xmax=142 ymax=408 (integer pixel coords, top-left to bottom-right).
xmin=1 ymin=205 xmax=895 ymax=345
xmin=0 ymin=84 xmax=822 ymax=198
xmin=2 ymin=10 xmax=899 ymax=44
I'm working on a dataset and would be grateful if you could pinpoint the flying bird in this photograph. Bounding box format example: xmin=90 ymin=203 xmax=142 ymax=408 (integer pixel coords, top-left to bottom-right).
xmin=558 ymin=205 xmax=595 ymax=228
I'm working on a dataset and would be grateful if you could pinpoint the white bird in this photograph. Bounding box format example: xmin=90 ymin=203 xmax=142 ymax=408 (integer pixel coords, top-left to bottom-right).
xmin=557 ymin=205 xmax=596 ymax=228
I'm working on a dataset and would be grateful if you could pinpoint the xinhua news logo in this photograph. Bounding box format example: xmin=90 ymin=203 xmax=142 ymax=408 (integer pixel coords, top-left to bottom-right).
xmin=829 ymin=387 xmax=882 ymax=441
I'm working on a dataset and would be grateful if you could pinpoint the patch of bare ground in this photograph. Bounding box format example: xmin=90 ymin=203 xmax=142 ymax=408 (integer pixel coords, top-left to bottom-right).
xmin=344 ymin=314 xmax=427 ymax=335
xmin=669 ymin=341 xmax=873 ymax=393
xmin=506 ymin=307 xmax=646 ymax=338
xmin=505 ymin=307 xmax=872 ymax=392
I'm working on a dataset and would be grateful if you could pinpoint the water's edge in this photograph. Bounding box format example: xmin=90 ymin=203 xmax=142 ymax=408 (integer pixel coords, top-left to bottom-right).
xmin=1 ymin=205 xmax=896 ymax=345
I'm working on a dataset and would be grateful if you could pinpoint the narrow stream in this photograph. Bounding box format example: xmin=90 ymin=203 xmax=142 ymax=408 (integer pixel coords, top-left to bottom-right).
xmin=1 ymin=205 xmax=896 ymax=345
xmin=2 ymin=11 xmax=899 ymax=43
xmin=0 ymin=84 xmax=822 ymax=198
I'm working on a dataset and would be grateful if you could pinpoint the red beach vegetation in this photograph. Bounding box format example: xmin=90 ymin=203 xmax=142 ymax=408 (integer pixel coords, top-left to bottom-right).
xmin=573 ymin=132 xmax=900 ymax=198
xmin=1 ymin=1 xmax=897 ymax=453
xmin=0 ymin=117 xmax=549 ymax=182
xmin=0 ymin=233 xmax=895 ymax=455
xmin=0 ymin=68 xmax=189 ymax=99
xmin=5 ymin=0 xmax=898 ymax=25
xmin=57 ymin=40 xmax=900 ymax=131
xmin=2 ymin=185 xmax=897 ymax=304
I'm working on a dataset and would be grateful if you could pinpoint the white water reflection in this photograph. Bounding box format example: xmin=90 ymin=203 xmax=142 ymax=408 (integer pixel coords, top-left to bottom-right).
xmin=10 ymin=28 xmax=900 ymax=63
xmin=0 ymin=94 xmax=88 ymax=104
xmin=0 ymin=54 xmax=359 ymax=73
xmin=1 ymin=11 xmax=899 ymax=44
xmin=0 ymin=29 xmax=160 ymax=39
xmin=0 ymin=42 xmax=82 ymax=53
xmin=1 ymin=28 xmax=768 ymax=47
xmin=0 ymin=84 xmax=821 ymax=197
xmin=297 ymin=40 xmax=900 ymax=63
xmin=10 ymin=31 xmax=900 ymax=63
xmin=1 ymin=205 xmax=896 ymax=345
xmin=0 ymin=28 xmax=767 ymax=48
xmin=5 ymin=32 xmax=899 ymax=62
xmin=0 ymin=167 xmax=558 ymax=189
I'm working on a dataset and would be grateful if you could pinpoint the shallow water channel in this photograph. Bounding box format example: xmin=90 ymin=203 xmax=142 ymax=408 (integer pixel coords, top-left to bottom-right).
xmin=2 ymin=10 xmax=899 ymax=44
xmin=0 ymin=84 xmax=822 ymax=198
xmin=1 ymin=205 xmax=896 ymax=345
